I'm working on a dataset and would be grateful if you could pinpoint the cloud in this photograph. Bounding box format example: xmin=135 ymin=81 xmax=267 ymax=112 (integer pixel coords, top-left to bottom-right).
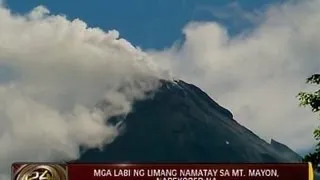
xmin=149 ymin=0 xmax=320 ymax=152
xmin=0 ymin=4 xmax=169 ymax=179
xmin=198 ymin=2 xmax=264 ymax=25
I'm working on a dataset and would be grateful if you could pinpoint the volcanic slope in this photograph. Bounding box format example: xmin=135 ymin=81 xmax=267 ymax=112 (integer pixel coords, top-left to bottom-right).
xmin=78 ymin=80 xmax=301 ymax=163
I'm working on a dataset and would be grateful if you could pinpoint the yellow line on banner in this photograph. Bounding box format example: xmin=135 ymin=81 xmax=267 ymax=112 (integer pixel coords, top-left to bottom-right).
xmin=308 ymin=162 xmax=314 ymax=180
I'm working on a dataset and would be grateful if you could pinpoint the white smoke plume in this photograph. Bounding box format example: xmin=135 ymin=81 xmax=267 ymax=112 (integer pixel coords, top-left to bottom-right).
xmin=150 ymin=0 xmax=320 ymax=152
xmin=0 ymin=4 xmax=169 ymax=179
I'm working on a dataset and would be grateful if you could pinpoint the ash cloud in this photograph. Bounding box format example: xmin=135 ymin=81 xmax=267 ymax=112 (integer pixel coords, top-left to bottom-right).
xmin=0 ymin=4 xmax=169 ymax=179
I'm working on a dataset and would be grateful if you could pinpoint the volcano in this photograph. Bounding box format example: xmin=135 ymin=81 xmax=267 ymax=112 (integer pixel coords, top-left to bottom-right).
xmin=77 ymin=80 xmax=301 ymax=163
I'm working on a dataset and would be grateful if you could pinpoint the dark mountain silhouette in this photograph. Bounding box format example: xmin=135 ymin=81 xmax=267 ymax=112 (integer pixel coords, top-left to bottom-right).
xmin=270 ymin=139 xmax=302 ymax=161
xmin=77 ymin=80 xmax=301 ymax=163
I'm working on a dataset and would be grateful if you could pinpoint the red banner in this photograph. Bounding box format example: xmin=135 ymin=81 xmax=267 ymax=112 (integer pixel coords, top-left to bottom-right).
xmin=12 ymin=163 xmax=314 ymax=180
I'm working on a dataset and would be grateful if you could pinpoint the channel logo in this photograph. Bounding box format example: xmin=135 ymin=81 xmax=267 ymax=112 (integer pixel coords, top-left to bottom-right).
xmin=12 ymin=163 xmax=67 ymax=180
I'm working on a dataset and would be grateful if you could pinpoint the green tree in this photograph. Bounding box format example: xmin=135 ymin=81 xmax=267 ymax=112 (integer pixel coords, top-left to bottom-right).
xmin=297 ymin=74 xmax=320 ymax=170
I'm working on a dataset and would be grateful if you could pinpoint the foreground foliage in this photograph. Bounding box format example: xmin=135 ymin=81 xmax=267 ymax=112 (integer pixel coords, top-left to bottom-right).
xmin=297 ymin=74 xmax=320 ymax=169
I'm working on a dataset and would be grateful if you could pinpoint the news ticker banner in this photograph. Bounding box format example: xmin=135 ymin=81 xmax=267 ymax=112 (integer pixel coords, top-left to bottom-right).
xmin=12 ymin=163 xmax=314 ymax=180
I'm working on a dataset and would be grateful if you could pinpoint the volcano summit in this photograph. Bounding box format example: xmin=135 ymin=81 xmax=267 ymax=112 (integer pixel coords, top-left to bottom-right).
xmin=77 ymin=80 xmax=301 ymax=163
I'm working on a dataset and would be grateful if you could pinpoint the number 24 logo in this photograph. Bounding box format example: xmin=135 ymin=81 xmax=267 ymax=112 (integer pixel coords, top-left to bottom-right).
xmin=27 ymin=170 xmax=52 ymax=180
